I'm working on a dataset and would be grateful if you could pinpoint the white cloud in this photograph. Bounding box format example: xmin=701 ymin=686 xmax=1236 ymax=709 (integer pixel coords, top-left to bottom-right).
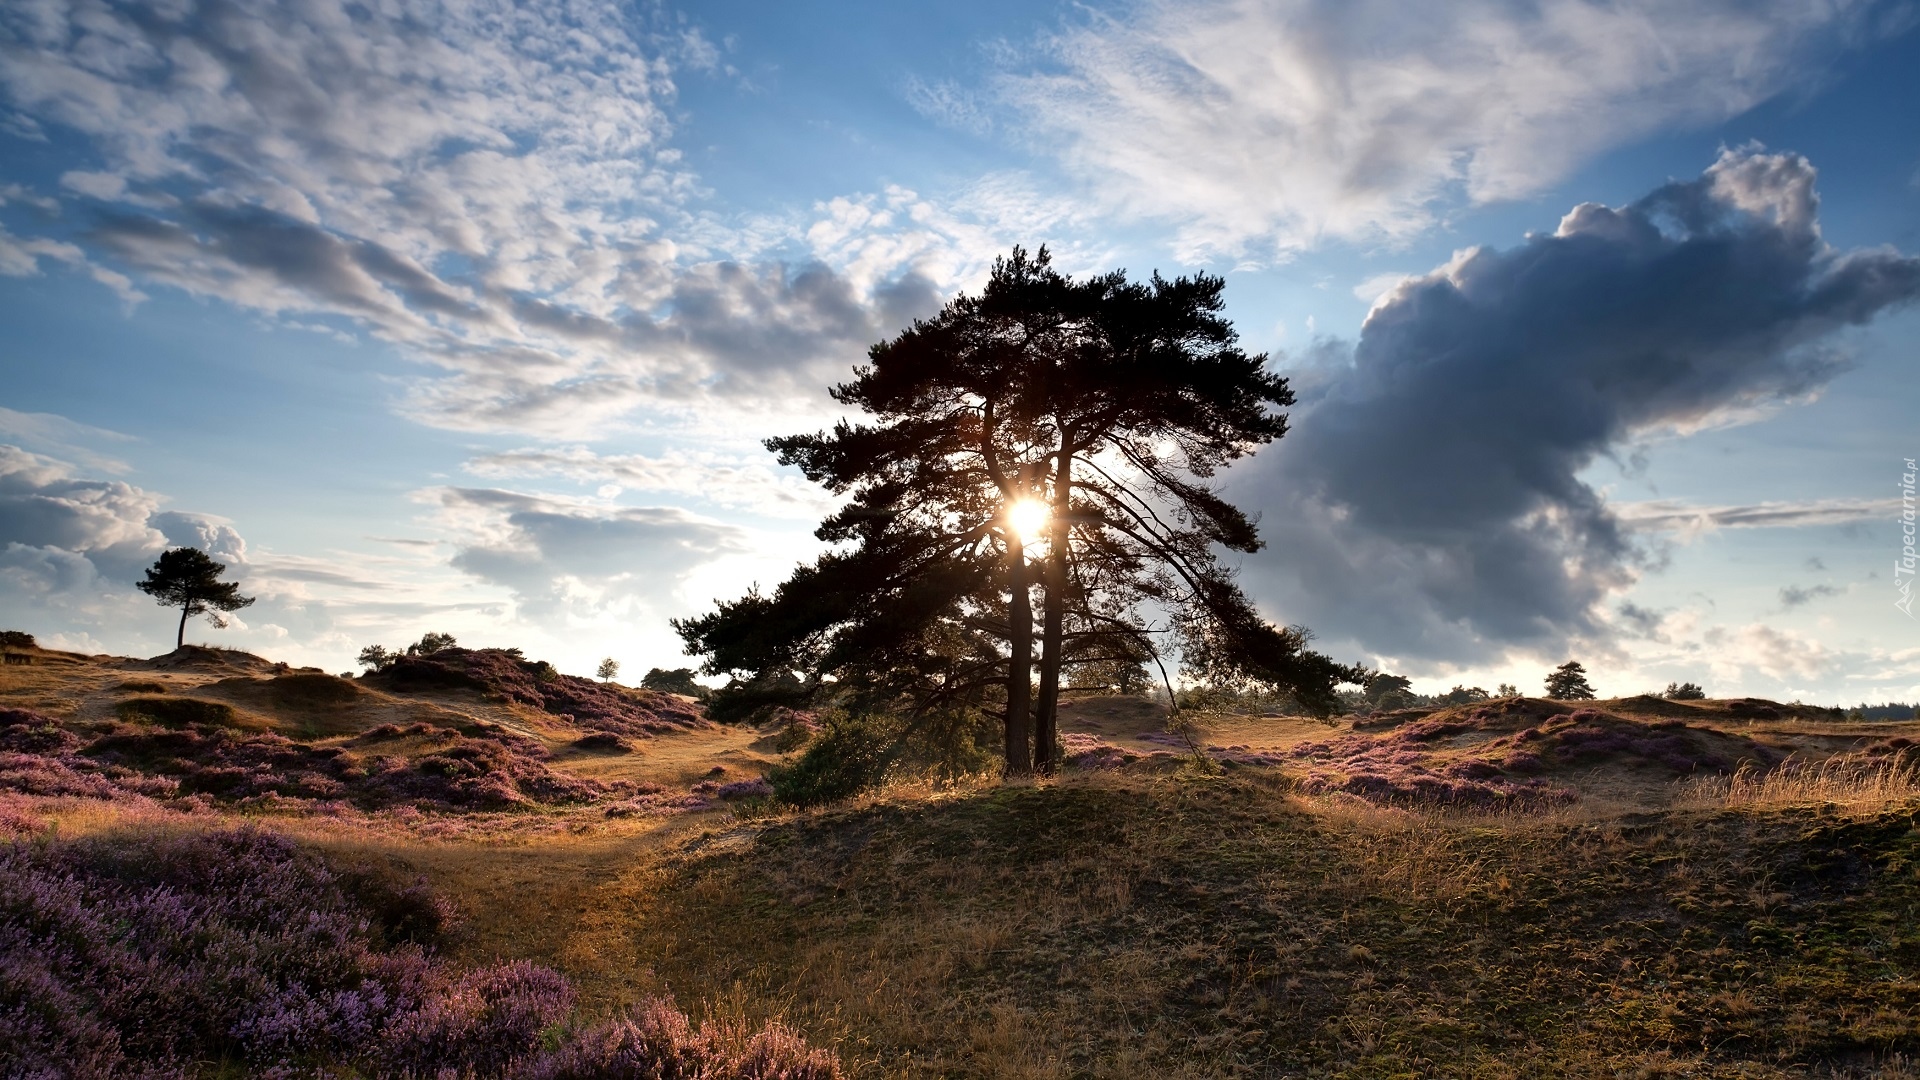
xmin=1001 ymin=0 xmax=1901 ymax=259
xmin=1351 ymin=271 xmax=1413 ymax=305
xmin=0 ymin=407 xmax=136 ymax=474
xmin=426 ymin=486 xmax=757 ymax=617
xmin=465 ymin=446 xmax=837 ymax=520
xmin=1615 ymin=496 xmax=1883 ymax=537
xmin=0 ymin=0 xmax=1077 ymax=439
xmin=1725 ymin=623 xmax=1838 ymax=682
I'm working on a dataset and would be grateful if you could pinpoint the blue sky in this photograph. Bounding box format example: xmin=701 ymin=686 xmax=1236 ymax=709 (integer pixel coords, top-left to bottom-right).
xmin=1 ymin=0 xmax=1917 ymax=704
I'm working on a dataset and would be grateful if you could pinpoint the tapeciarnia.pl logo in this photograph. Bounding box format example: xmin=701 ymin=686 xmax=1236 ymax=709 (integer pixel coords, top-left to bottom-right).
xmin=1900 ymin=457 xmax=1916 ymax=618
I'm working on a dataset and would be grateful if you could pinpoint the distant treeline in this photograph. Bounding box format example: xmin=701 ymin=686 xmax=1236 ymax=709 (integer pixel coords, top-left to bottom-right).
xmin=1847 ymin=702 xmax=1919 ymax=721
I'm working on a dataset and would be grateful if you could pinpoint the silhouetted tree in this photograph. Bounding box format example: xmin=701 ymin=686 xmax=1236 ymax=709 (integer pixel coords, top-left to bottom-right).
xmin=408 ymin=632 xmax=457 ymax=656
xmin=641 ymin=667 xmax=711 ymax=700
xmin=357 ymin=645 xmax=397 ymax=671
xmin=1363 ymin=673 xmax=1413 ymax=706
xmin=1663 ymin=681 xmax=1706 ymax=700
xmin=136 ymin=548 xmax=254 ymax=650
xmin=1546 ymin=661 xmax=1597 ymax=700
xmin=596 ymin=658 xmax=620 ymax=683
xmin=676 ymin=247 xmax=1363 ymax=775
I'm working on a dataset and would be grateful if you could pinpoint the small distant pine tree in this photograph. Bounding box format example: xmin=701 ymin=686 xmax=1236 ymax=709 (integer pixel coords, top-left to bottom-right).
xmin=408 ymin=632 xmax=457 ymax=656
xmin=1363 ymin=673 xmax=1413 ymax=706
xmin=642 ymin=667 xmax=710 ymax=699
xmin=1545 ymin=661 xmax=1597 ymax=700
xmin=357 ymin=644 xmax=397 ymax=671
xmin=1663 ymin=681 xmax=1706 ymax=700
xmin=136 ymin=548 xmax=255 ymax=650
xmin=596 ymin=658 xmax=620 ymax=683
xmin=1495 ymin=682 xmax=1520 ymax=698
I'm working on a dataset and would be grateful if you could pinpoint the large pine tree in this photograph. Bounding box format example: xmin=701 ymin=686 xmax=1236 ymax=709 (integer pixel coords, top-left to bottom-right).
xmin=136 ymin=548 xmax=255 ymax=650
xmin=675 ymin=248 xmax=1362 ymax=773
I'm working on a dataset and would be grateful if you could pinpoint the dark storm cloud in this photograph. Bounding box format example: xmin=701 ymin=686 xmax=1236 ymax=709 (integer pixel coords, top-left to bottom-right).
xmin=1234 ymin=148 xmax=1920 ymax=666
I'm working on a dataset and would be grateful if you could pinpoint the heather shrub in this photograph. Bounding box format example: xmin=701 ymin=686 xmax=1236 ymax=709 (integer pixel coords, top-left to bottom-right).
xmin=0 ymin=826 xmax=417 ymax=1074
xmin=768 ymin=713 xmax=893 ymax=807
xmin=573 ymin=732 xmax=633 ymax=753
xmin=383 ymin=960 xmax=576 ymax=1075
xmin=523 ymin=998 xmax=843 ymax=1080
xmin=714 ymin=777 xmax=775 ymax=799
xmin=0 ymin=717 xmax=80 ymax=754
xmin=0 ymin=826 xmax=844 ymax=1077
xmin=370 ymin=647 xmax=703 ymax=737
xmin=0 ymin=718 xmax=622 ymax=811
xmin=114 ymin=695 xmax=237 ymax=728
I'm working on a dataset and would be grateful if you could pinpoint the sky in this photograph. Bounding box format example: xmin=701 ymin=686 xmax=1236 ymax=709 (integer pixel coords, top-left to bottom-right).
xmin=1 ymin=0 xmax=1918 ymax=705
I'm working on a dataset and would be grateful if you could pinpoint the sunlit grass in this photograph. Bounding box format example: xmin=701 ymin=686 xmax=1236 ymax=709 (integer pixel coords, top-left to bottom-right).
xmin=1676 ymin=750 xmax=1920 ymax=813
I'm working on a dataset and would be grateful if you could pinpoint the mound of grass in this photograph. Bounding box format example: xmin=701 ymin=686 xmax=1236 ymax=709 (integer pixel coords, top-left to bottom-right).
xmin=1282 ymin=700 xmax=1784 ymax=809
xmin=113 ymin=696 xmax=236 ymax=728
xmin=111 ymin=680 xmax=168 ymax=694
xmin=269 ymin=671 xmax=362 ymax=705
xmin=572 ymin=732 xmax=633 ymax=753
xmin=625 ymin=774 xmax=1920 ymax=1078
xmin=368 ymin=647 xmax=703 ymax=737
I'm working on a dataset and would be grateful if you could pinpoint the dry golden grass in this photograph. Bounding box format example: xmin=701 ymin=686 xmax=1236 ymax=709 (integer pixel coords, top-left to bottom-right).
xmin=11 ymin=651 xmax=1920 ymax=1077
xmin=564 ymin=771 xmax=1920 ymax=1078
xmin=1676 ymin=751 xmax=1920 ymax=813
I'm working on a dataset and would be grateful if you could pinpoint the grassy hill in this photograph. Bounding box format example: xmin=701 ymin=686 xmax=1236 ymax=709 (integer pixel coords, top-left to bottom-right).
xmin=2 ymin=644 xmax=1916 ymax=1077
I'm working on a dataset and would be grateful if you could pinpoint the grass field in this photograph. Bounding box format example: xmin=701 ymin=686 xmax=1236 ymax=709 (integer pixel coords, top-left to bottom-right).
xmin=4 ymin=645 xmax=1918 ymax=1077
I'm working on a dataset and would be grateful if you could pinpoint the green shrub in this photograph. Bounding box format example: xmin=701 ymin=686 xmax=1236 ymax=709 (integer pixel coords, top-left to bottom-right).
xmin=895 ymin=707 xmax=998 ymax=779
xmin=114 ymin=697 xmax=236 ymax=728
xmin=768 ymin=714 xmax=894 ymax=807
xmin=767 ymin=707 xmax=998 ymax=807
xmin=0 ymin=631 xmax=34 ymax=649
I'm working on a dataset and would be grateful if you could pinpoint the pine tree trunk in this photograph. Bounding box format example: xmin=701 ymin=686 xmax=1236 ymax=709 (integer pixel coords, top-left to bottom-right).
xmin=1005 ymin=533 xmax=1034 ymax=776
xmin=176 ymin=603 xmax=190 ymax=650
xmin=1033 ymin=453 xmax=1072 ymax=775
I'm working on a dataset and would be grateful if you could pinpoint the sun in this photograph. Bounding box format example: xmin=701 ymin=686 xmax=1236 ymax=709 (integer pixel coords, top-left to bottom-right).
xmin=1005 ymin=498 xmax=1050 ymax=545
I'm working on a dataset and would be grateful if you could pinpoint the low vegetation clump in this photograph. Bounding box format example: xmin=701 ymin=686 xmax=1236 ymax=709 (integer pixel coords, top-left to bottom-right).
xmin=0 ymin=707 xmax=627 ymax=811
xmin=112 ymin=694 xmax=237 ymax=728
xmin=571 ymin=731 xmax=633 ymax=753
xmin=368 ymin=647 xmax=703 ymax=738
xmin=766 ymin=709 xmax=1000 ymax=807
xmin=0 ymin=824 xmax=841 ymax=1079
xmin=1285 ymin=700 xmax=1781 ymax=808
xmin=265 ymin=670 xmax=364 ymax=705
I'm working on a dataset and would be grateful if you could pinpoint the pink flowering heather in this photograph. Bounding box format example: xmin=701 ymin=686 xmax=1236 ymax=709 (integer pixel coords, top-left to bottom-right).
xmin=0 ymin=707 xmax=629 ymax=814
xmin=0 ymin=825 xmax=843 ymax=1078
